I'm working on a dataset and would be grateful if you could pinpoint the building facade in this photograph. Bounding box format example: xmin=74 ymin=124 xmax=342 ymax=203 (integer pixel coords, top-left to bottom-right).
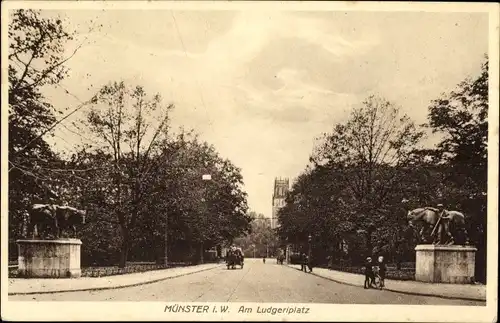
xmin=254 ymin=216 xmax=272 ymax=228
xmin=271 ymin=177 xmax=289 ymax=229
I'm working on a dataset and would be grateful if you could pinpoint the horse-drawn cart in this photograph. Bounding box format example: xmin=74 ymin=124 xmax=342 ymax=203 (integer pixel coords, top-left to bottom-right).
xmin=226 ymin=250 xmax=244 ymax=269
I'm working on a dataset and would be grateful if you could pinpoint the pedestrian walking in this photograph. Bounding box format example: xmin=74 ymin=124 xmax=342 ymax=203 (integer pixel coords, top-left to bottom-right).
xmin=377 ymin=256 xmax=386 ymax=288
xmin=307 ymin=255 xmax=313 ymax=273
xmin=364 ymin=257 xmax=375 ymax=289
xmin=301 ymin=253 xmax=308 ymax=272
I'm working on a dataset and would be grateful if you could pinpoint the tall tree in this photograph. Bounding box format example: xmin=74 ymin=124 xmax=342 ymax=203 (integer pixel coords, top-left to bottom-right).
xmin=426 ymin=58 xmax=488 ymax=199
xmin=8 ymin=9 xmax=78 ymax=253
xmin=424 ymin=58 xmax=488 ymax=282
xmin=83 ymin=81 xmax=173 ymax=267
xmin=310 ymin=95 xmax=424 ymax=255
xmin=127 ymin=131 xmax=251 ymax=264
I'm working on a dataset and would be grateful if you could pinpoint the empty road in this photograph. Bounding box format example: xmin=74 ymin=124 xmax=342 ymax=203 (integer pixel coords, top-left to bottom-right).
xmin=10 ymin=259 xmax=482 ymax=305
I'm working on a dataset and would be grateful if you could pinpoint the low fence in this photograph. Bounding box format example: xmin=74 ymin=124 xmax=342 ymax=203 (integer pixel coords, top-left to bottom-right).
xmin=7 ymin=261 xmax=212 ymax=278
xmin=327 ymin=263 xmax=416 ymax=281
xmin=81 ymin=263 xmax=184 ymax=277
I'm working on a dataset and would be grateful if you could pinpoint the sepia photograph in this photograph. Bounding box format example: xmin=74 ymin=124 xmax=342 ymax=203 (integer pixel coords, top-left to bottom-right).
xmin=2 ymin=1 xmax=498 ymax=322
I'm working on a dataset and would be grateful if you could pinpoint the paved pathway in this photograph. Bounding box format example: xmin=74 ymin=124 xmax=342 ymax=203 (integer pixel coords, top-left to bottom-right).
xmin=287 ymin=264 xmax=486 ymax=302
xmin=8 ymin=263 xmax=220 ymax=295
xmin=9 ymin=259 xmax=484 ymax=305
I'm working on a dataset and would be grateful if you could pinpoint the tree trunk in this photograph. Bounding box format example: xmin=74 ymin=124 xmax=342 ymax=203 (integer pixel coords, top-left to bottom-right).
xmin=216 ymin=245 xmax=222 ymax=259
xmin=189 ymin=243 xmax=195 ymax=264
xmin=366 ymin=231 xmax=372 ymax=256
xmin=200 ymin=241 xmax=204 ymax=264
xmin=163 ymin=214 xmax=168 ymax=266
xmin=155 ymin=234 xmax=163 ymax=265
xmin=119 ymin=231 xmax=130 ymax=268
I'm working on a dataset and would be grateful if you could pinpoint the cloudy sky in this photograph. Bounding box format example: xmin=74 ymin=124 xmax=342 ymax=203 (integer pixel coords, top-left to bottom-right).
xmin=36 ymin=8 xmax=488 ymax=218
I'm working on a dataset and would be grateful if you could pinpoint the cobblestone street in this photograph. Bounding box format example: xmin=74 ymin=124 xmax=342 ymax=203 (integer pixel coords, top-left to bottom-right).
xmin=9 ymin=259 xmax=484 ymax=305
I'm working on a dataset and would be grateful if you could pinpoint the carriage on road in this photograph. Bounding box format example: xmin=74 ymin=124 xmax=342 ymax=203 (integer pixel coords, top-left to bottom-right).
xmin=226 ymin=248 xmax=244 ymax=270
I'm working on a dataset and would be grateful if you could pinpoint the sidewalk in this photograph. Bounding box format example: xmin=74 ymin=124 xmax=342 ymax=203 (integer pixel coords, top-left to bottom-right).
xmin=287 ymin=264 xmax=486 ymax=302
xmin=8 ymin=263 xmax=221 ymax=295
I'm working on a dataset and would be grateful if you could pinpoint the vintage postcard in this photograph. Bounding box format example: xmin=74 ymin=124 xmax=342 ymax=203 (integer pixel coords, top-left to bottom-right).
xmin=1 ymin=1 xmax=498 ymax=322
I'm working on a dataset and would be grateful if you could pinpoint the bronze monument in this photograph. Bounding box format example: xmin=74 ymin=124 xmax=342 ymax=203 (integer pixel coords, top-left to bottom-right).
xmin=26 ymin=203 xmax=86 ymax=239
xmin=407 ymin=206 xmax=469 ymax=245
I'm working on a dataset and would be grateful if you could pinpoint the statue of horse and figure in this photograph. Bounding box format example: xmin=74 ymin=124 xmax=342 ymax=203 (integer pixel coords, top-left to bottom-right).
xmin=407 ymin=206 xmax=469 ymax=245
xmin=26 ymin=203 xmax=86 ymax=239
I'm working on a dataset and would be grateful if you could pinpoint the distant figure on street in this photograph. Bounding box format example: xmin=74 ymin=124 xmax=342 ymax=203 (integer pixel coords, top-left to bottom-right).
xmin=301 ymin=253 xmax=309 ymax=272
xmin=263 ymin=256 xmax=266 ymax=263
xmin=364 ymin=257 xmax=375 ymax=289
xmin=377 ymin=256 xmax=386 ymax=287
xmin=306 ymin=254 xmax=313 ymax=273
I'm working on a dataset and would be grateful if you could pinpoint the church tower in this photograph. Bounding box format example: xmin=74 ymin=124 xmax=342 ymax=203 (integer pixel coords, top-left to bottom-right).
xmin=271 ymin=177 xmax=289 ymax=229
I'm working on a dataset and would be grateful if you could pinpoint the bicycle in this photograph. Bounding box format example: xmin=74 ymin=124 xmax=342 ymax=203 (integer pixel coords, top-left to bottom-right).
xmin=372 ymin=266 xmax=383 ymax=290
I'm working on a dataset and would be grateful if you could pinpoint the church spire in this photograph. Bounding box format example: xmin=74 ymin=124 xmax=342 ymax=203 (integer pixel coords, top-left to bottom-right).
xmin=271 ymin=177 xmax=290 ymax=229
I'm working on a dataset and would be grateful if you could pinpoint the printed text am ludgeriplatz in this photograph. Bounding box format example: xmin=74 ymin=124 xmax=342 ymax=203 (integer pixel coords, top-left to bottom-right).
xmin=164 ymin=304 xmax=310 ymax=315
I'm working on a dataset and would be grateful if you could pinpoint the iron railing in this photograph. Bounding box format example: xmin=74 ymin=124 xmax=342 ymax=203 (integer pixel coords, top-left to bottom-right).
xmin=8 ymin=261 xmax=204 ymax=278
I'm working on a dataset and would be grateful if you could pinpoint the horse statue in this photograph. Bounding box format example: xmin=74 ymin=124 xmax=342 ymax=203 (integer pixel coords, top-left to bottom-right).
xmin=27 ymin=203 xmax=86 ymax=239
xmin=407 ymin=207 xmax=469 ymax=245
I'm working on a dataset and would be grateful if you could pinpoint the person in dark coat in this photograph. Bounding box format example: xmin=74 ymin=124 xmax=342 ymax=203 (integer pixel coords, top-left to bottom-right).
xmin=377 ymin=256 xmax=386 ymax=287
xmin=301 ymin=253 xmax=308 ymax=272
xmin=307 ymin=254 xmax=313 ymax=273
xmin=364 ymin=257 xmax=375 ymax=289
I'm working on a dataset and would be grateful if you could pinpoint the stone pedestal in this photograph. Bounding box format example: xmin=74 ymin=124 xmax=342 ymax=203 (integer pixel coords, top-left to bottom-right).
xmin=415 ymin=244 xmax=476 ymax=284
xmin=17 ymin=239 xmax=82 ymax=278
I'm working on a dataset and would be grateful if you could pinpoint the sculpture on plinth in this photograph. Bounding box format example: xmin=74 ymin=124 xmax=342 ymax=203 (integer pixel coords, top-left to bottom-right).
xmin=406 ymin=205 xmax=469 ymax=245
xmin=17 ymin=203 xmax=87 ymax=278
xmin=407 ymin=205 xmax=476 ymax=284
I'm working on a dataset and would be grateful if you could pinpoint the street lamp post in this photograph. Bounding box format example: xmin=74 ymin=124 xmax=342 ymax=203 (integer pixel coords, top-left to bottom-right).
xmin=201 ymin=174 xmax=212 ymax=264
xmin=163 ymin=192 xmax=171 ymax=266
xmin=308 ymin=234 xmax=312 ymax=261
xmin=285 ymin=237 xmax=289 ymax=264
